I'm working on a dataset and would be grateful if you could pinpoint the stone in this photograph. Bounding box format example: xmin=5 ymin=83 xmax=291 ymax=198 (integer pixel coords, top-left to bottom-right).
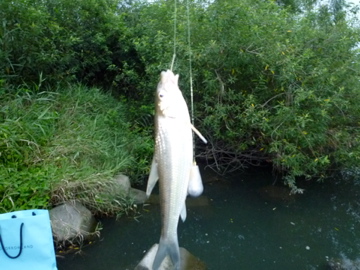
xmin=112 ymin=174 xmax=131 ymax=196
xmin=50 ymin=201 xmax=97 ymax=242
xmin=135 ymin=244 xmax=206 ymax=270
xmin=129 ymin=188 xmax=148 ymax=204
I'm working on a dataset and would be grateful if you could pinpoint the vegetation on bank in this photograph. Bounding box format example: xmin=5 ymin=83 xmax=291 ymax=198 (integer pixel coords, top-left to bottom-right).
xmin=1 ymin=0 xmax=360 ymax=212
xmin=126 ymin=0 xmax=360 ymax=192
xmin=0 ymin=84 xmax=152 ymax=214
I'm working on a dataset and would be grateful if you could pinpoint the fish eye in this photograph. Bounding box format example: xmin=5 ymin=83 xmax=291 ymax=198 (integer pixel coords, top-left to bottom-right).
xmin=159 ymin=91 xmax=165 ymax=98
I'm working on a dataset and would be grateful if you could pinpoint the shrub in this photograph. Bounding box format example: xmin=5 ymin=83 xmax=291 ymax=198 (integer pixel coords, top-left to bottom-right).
xmin=0 ymin=0 xmax=131 ymax=89
xmin=121 ymin=0 xmax=360 ymax=191
xmin=0 ymin=85 xmax=152 ymax=214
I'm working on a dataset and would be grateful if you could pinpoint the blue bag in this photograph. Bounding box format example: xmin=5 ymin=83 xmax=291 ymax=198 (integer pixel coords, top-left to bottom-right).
xmin=0 ymin=209 xmax=58 ymax=270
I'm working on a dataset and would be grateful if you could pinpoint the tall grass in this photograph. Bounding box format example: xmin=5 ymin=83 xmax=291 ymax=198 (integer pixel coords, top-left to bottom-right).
xmin=0 ymin=84 xmax=152 ymax=215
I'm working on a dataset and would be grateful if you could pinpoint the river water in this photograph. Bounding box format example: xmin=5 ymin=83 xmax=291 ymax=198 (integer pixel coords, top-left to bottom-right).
xmin=57 ymin=167 xmax=360 ymax=270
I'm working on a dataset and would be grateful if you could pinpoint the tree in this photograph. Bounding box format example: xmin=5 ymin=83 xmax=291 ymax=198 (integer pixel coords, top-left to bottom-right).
xmin=2 ymin=0 xmax=359 ymax=190
xmin=0 ymin=0 xmax=132 ymax=89
xmin=123 ymin=0 xmax=360 ymax=191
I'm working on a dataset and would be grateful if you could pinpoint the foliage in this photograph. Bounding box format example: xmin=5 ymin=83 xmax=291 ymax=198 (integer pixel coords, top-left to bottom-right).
xmin=0 ymin=84 xmax=151 ymax=214
xmin=0 ymin=0 xmax=132 ymax=89
xmin=201 ymin=0 xmax=360 ymax=191
xmin=120 ymin=0 xmax=360 ymax=191
xmin=1 ymin=0 xmax=360 ymax=194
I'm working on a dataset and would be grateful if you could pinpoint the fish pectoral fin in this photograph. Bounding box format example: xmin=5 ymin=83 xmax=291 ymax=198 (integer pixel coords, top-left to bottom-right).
xmin=146 ymin=157 xmax=159 ymax=197
xmin=180 ymin=203 xmax=187 ymax=222
xmin=188 ymin=164 xmax=204 ymax=197
xmin=190 ymin=124 xmax=207 ymax=144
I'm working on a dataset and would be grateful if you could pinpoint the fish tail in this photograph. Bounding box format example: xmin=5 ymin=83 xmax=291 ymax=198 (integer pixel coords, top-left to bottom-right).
xmin=152 ymin=236 xmax=180 ymax=270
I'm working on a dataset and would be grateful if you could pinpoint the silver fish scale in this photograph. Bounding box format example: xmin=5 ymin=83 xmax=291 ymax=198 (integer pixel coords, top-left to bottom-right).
xmin=155 ymin=115 xmax=193 ymax=239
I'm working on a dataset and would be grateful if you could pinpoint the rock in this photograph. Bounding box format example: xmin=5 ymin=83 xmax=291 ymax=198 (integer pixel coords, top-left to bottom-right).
xmin=146 ymin=194 xmax=160 ymax=205
xmin=112 ymin=174 xmax=131 ymax=196
xmin=135 ymin=244 xmax=206 ymax=270
xmin=129 ymin=188 xmax=148 ymax=204
xmin=50 ymin=201 xmax=97 ymax=242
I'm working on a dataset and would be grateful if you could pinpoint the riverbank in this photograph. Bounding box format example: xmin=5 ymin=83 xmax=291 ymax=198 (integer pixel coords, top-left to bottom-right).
xmin=0 ymin=84 xmax=152 ymax=215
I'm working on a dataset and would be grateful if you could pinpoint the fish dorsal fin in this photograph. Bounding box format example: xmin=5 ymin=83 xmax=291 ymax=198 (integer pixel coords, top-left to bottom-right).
xmin=146 ymin=156 xmax=159 ymax=197
xmin=180 ymin=203 xmax=187 ymax=222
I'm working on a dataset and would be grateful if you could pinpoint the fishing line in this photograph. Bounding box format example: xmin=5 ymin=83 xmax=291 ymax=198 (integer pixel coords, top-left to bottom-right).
xmin=170 ymin=0 xmax=194 ymax=126
xmin=171 ymin=0 xmax=202 ymax=159
xmin=186 ymin=0 xmax=195 ymax=128
xmin=185 ymin=0 xmax=202 ymax=163
xmin=170 ymin=0 xmax=177 ymax=71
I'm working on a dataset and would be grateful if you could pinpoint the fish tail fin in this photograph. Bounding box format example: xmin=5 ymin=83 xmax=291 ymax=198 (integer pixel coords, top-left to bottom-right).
xmin=152 ymin=236 xmax=180 ymax=270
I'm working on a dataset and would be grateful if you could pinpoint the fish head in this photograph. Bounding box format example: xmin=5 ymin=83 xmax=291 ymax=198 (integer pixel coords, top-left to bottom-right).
xmin=156 ymin=70 xmax=189 ymax=119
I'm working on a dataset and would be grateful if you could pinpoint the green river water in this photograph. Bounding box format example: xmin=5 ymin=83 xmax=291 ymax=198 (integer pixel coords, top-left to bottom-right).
xmin=57 ymin=167 xmax=360 ymax=269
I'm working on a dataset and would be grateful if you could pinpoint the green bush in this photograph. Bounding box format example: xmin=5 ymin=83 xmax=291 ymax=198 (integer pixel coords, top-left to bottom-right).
xmin=0 ymin=0 xmax=132 ymax=89
xmin=196 ymin=0 xmax=360 ymax=191
xmin=2 ymin=0 xmax=360 ymax=192
xmin=121 ymin=0 xmax=360 ymax=191
xmin=0 ymin=85 xmax=152 ymax=214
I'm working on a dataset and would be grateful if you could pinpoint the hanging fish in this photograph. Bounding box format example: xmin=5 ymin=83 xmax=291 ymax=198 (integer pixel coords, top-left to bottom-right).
xmin=146 ymin=70 xmax=206 ymax=270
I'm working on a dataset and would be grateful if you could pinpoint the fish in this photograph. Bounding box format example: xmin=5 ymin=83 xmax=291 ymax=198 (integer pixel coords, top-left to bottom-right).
xmin=146 ymin=70 xmax=206 ymax=270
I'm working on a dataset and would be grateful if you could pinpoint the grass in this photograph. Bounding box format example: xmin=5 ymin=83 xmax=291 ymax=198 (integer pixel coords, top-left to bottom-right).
xmin=0 ymin=84 xmax=153 ymax=215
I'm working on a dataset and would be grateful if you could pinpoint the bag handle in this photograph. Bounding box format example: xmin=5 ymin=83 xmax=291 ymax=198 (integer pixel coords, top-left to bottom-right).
xmin=0 ymin=217 xmax=24 ymax=259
